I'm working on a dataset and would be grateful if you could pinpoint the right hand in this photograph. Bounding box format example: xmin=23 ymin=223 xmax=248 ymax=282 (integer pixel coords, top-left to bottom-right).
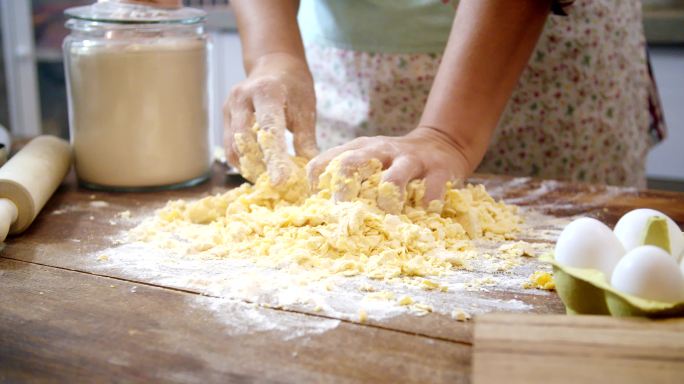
xmin=307 ymin=126 xmax=473 ymax=209
xmin=223 ymin=53 xmax=318 ymax=184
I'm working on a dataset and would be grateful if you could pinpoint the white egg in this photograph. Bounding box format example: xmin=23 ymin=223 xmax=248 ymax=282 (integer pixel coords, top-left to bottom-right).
xmin=610 ymin=245 xmax=684 ymax=303
xmin=613 ymin=208 xmax=684 ymax=262
xmin=555 ymin=217 xmax=625 ymax=279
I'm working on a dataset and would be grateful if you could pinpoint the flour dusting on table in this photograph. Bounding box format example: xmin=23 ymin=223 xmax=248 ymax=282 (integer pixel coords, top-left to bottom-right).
xmin=87 ymin=162 xmax=568 ymax=338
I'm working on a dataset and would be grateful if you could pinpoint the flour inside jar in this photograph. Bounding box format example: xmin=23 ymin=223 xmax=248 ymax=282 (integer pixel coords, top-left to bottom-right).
xmin=64 ymin=2 xmax=211 ymax=190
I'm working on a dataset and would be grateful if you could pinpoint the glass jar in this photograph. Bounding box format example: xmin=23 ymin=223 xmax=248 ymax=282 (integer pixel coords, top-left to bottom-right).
xmin=63 ymin=1 xmax=211 ymax=191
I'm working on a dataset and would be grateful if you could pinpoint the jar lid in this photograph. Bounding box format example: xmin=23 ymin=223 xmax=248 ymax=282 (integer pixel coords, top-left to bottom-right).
xmin=65 ymin=1 xmax=206 ymax=24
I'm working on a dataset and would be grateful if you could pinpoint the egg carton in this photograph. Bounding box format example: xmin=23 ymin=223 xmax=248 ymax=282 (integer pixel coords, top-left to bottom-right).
xmin=542 ymin=217 xmax=684 ymax=318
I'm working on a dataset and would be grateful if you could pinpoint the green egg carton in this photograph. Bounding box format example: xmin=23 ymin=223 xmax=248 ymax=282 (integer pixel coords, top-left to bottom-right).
xmin=541 ymin=217 xmax=684 ymax=318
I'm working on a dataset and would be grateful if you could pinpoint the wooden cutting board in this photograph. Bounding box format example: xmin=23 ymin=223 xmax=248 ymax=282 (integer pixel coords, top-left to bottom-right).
xmin=473 ymin=313 xmax=684 ymax=384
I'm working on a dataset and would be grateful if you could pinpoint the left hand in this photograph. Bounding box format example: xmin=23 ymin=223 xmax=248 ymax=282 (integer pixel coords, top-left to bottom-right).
xmin=306 ymin=126 xmax=475 ymax=206
xmin=223 ymin=53 xmax=317 ymax=185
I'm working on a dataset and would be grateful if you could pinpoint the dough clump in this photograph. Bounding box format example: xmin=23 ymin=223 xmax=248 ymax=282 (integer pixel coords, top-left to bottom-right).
xmin=130 ymin=145 xmax=521 ymax=280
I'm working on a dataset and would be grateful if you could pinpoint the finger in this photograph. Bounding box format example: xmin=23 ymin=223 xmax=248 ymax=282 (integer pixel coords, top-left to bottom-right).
xmin=380 ymin=155 xmax=424 ymax=194
xmin=376 ymin=157 xmax=421 ymax=213
xmin=337 ymin=146 xmax=393 ymax=175
xmin=232 ymin=107 xmax=262 ymax=176
xmin=227 ymin=95 xmax=261 ymax=179
xmin=376 ymin=156 xmax=423 ymax=212
xmin=306 ymin=137 xmax=376 ymax=187
xmin=253 ymin=93 xmax=296 ymax=185
xmin=290 ymin=108 xmax=319 ymax=159
xmin=308 ymin=137 xmax=394 ymax=193
xmin=323 ymin=147 xmax=392 ymax=203
xmin=423 ymin=170 xmax=453 ymax=208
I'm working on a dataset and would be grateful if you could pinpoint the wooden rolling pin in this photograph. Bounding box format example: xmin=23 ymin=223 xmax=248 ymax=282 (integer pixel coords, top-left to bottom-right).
xmin=0 ymin=135 xmax=72 ymax=242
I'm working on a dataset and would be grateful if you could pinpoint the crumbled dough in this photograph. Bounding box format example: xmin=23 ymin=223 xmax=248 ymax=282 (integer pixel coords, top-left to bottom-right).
xmin=364 ymin=291 xmax=396 ymax=301
xmin=451 ymin=308 xmax=471 ymax=322
xmin=421 ymin=279 xmax=442 ymax=290
xmin=358 ymin=308 xmax=368 ymax=323
xmin=522 ymin=271 xmax=555 ymax=290
xmin=465 ymin=277 xmax=497 ymax=291
xmin=393 ymin=295 xmax=433 ymax=316
xmin=485 ymin=241 xmax=545 ymax=273
xmin=497 ymin=241 xmax=536 ymax=258
xmin=410 ymin=303 xmax=433 ymax=315
xmin=397 ymin=295 xmax=415 ymax=306
xmin=129 ymin=137 xmax=521 ymax=282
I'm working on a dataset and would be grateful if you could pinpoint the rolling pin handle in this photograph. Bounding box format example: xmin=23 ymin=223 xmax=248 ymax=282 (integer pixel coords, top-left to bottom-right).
xmin=0 ymin=198 xmax=18 ymax=242
xmin=0 ymin=135 xmax=71 ymax=237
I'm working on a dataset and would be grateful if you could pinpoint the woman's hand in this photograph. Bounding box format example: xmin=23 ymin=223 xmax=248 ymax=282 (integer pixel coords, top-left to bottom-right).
xmin=307 ymin=126 xmax=474 ymax=206
xmin=223 ymin=53 xmax=318 ymax=184
xmin=306 ymin=0 xmax=550 ymax=204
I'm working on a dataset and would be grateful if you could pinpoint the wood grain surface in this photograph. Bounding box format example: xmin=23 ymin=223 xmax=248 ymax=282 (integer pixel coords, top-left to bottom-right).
xmin=472 ymin=313 xmax=684 ymax=384
xmin=1 ymin=259 xmax=470 ymax=383
xmin=1 ymin=165 xmax=683 ymax=383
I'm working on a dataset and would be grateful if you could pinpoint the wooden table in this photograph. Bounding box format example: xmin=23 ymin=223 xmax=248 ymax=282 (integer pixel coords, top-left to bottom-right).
xmin=1 ymin=166 xmax=683 ymax=383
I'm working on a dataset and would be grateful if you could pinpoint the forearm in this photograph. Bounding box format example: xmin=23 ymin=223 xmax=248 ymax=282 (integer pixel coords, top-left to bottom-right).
xmin=419 ymin=0 xmax=551 ymax=171
xmin=232 ymin=0 xmax=307 ymax=73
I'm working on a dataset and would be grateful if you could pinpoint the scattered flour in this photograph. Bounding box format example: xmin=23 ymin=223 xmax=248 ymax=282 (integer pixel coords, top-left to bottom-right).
xmin=91 ymin=235 xmax=554 ymax=337
xmin=83 ymin=153 xmax=571 ymax=338
xmin=193 ymin=296 xmax=341 ymax=340
xmin=89 ymin=200 xmax=110 ymax=208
